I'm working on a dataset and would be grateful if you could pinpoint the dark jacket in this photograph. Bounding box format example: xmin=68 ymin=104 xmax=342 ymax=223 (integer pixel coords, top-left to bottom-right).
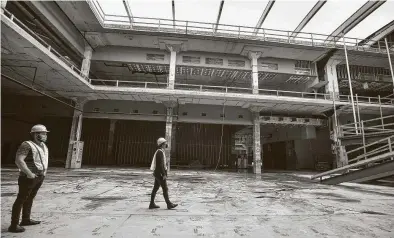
xmin=153 ymin=149 xmax=167 ymax=179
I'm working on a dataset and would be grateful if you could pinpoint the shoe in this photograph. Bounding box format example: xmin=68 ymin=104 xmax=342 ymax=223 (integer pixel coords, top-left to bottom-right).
xmin=8 ymin=225 xmax=25 ymax=233
xmin=20 ymin=219 xmax=41 ymax=226
xmin=149 ymin=203 xmax=160 ymax=209
xmin=167 ymin=203 xmax=178 ymax=209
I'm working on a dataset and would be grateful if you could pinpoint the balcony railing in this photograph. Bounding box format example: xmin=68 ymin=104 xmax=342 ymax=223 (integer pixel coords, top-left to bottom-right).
xmin=1 ymin=9 xmax=91 ymax=82
xmin=90 ymin=79 xmax=394 ymax=106
xmin=2 ymin=9 xmax=394 ymax=108
xmin=87 ymin=0 xmax=394 ymax=54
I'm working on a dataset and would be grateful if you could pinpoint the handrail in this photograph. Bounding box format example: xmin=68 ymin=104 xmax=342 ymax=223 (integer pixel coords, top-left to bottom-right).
xmin=342 ymin=115 xmax=394 ymax=127
xmin=311 ymin=151 xmax=394 ymax=180
xmin=347 ymin=135 xmax=394 ymax=155
xmin=87 ymin=0 xmax=394 ymax=54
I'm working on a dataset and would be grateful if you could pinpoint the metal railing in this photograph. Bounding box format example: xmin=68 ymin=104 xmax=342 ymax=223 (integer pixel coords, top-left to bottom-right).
xmin=2 ymin=8 xmax=394 ymax=108
xmin=1 ymin=9 xmax=91 ymax=83
xmin=341 ymin=115 xmax=394 ymax=136
xmin=90 ymin=79 xmax=394 ymax=106
xmin=87 ymin=0 xmax=394 ymax=54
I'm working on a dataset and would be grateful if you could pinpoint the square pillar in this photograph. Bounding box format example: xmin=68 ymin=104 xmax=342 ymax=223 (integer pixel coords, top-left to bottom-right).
xmin=166 ymin=44 xmax=181 ymax=90
xmin=248 ymin=51 xmax=263 ymax=95
xmin=163 ymin=101 xmax=177 ymax=171
xmin=66 ymin=99 xmax=87 ymax=169
xmin=252 ymin=112 xmax=262 ymax=174
xmin=81 ymin=44 xmax=92 ymax=78
xmin=107 ymin=119 xmax=117 ymax=162
xmin=324 ymin=58 xmax=341 ymax=98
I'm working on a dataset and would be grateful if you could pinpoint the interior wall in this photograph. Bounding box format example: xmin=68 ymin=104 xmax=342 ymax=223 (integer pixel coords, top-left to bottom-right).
xmin=294 ymin=127 xmax=333 ymax=170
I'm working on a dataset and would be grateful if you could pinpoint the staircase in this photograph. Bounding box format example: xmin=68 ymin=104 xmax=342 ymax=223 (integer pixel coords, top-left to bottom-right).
xmin=312 ymin=115 xmax=394 ymax=185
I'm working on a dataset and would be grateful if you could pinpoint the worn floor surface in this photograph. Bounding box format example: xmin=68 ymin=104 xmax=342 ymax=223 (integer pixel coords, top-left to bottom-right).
xmin=1 ymin=168 xmax=393 ymax=238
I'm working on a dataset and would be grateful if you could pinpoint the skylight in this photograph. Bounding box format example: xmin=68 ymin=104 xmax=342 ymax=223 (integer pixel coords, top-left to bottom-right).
xmin=302 ymin=0 xmax=368 ymax=35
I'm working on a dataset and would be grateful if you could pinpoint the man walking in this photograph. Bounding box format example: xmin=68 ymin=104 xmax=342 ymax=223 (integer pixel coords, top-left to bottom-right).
xmin=8 ymin=125 xmax=49 ymax=233
xmin=149 ymin=137 xmax=178 ymax=210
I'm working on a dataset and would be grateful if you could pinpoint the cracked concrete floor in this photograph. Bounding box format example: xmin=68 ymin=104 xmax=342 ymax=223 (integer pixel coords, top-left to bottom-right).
xmin=1 ymin=168 xmax=394 ymax=238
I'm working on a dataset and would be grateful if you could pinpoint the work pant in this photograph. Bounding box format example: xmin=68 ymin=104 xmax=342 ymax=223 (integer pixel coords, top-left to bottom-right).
xmin=150 ymin=177 xmax=170 ymax=204
xmin=11 ymin=175 xmax=45 ymax=226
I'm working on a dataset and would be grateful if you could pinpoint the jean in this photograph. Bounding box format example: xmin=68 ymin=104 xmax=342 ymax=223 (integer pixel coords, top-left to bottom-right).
xmin=11 ymin=175 xmax=45 ymax=225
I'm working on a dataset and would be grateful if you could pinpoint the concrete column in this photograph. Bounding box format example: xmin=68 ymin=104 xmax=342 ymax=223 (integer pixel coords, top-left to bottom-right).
xmin=248 ymin=52 xmax=262 ymax=95
xmin=163 ymin=101 xmax=177 ymax=171
xmin=332 ymin=119 xmax=348 ymax=168
xmin=81 ymin=44 xmax=93 ymax=78
xmin=107 ymin=119 xmax=117 ymax=161
xmin=166 ymin=44 xmax=181 ymax=90
xmin=324 ymin=58 xmax=341 ymax=98
xmin=66 ymin=99 xmax=87 ymax=169
xmin=1 ymin=0 xmax=7 ymax=14
xmin=252 ymin=112 xmax=262 ymax=174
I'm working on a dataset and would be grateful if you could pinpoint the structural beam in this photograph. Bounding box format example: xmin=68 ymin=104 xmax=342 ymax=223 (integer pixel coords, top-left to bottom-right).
xmin=214 ymin=0 xmax=225 ymax=32
xmin=359 ymin=20 xmax=394 ymax=46
xmin=291 ymin=0 xmax=326 ymax=37
xmin=122 ymin=0 xmax=134 ymax=27
xmin=327 ymin=0 xmax=386 ymax=42
xmin=253 ymin=0 xmax=275 ymax=35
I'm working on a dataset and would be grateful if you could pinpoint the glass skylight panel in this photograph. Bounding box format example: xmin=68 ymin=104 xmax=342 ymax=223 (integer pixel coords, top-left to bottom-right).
xmin=346 ymin=1 xmax=394 ymax=40
xmin=220 ymin=0 xmax=270 ymax=27
xmin=261 ymin=1 xmax=318 ymax=31
xmin=128 ymin=0 xmax=172 ymax=20
xmin=176 ymin=0 xmax=222 ymax=23
xmin=97 ymin=0 xmax=127 ymax=16
xmin=302 ymin=0 xmax=368 ymax=36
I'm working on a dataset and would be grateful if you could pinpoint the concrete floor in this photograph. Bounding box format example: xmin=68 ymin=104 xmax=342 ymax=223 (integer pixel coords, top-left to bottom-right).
xmin=1 ymin=168 xmax=394 ymax=238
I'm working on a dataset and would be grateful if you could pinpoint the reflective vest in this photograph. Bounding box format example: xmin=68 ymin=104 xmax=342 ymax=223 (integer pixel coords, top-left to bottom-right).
xmin=25 ymin=141 xmax=48 ymax=174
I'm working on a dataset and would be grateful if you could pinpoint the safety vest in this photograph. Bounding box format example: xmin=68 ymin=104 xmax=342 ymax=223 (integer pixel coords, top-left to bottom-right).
xmin=25 ymin=141 xmax=48 ymax=173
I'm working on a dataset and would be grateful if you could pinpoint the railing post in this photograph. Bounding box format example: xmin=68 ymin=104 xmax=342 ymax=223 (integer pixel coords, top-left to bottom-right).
xmin=225 ymin=87 xmax=228 ymax=93
xmin=158 ymin=19 xmax=161 ymax=31
xmin=263 ymin=29 xmax=266 ymax=40
xmin=388 ymin=137 xmax=393 ymax=161
xmin=116 ymin=80 xmax=119 ymax=87
xmin=378 ymin=95 xmax=384 ymax=129
xmin=145 ymin=82 xmax=148 ymax=88
xmin=361 ymin=121 xmax=367 ymax=161
xmin=287 ymin=32 xmax=290 ymax=43
xmin=47 ymin=45 xmax=51 ymax=52
xmin=310 ymin=33 xmax=314 ymax=46
xmin=186 ymin=21 xmax=188 ymax=34
xmin=238 ymin=26 xmax=241 ymax=38
xmin=200 ymin=85 xmax=202 ymax=91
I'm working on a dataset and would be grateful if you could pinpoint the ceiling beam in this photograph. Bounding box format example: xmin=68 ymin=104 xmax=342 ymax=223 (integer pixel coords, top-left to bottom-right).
xmin=291 ymin=0 xmax=327 ymax=38
xmin=327 ymin=0 xmax=386 ymax=42
xmin=253 ymin=0 xmax=275 ymax=35
xmin=172 ymin=0 xmax=175 ymax=28
xmin=214 ymin=0 xmax=225 ymax=32
xmin=122 ymin=0 xmax=134 ymax=27
xmin=359 ymin=20 xmax=394 ymax=46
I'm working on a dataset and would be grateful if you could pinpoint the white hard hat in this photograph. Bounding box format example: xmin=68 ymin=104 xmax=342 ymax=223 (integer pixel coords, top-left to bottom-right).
xmin=157 ymin=137 xmax=167 ymax=146
xmin=31 ymin=124 xmax=50 ymax=133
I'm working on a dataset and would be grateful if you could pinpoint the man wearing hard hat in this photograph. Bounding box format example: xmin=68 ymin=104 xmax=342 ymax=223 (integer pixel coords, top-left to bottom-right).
xmin=149 ymin=137 xmax=178 ymax=209
xmin=8 ymin=125 xmax=49 ymax=233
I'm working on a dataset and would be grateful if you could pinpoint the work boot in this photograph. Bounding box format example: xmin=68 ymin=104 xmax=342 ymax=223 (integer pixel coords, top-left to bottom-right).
xmin=20 ymin=219 xmax=41 ymax=226
xmin=167 ymin=203 xmax=178 ymax=209
xmin=149 ymin=203 xmax=160 ymax=209
xmin=8 ymin=225 xmax=25 ymax=233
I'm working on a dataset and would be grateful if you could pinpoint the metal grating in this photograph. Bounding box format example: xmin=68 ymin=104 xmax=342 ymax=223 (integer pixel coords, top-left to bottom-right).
xmin=205 ymin=57 xmax=224 ymax=66
xmin=146 ymin=54 xmax=165 ymax=61
xmin=183 ymin=56 xmax=201 ymax=64
xmin=228 ymin=59 xmax=246 ymax=67
xmin=261 ymin=62 xmax=278 ymax=70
